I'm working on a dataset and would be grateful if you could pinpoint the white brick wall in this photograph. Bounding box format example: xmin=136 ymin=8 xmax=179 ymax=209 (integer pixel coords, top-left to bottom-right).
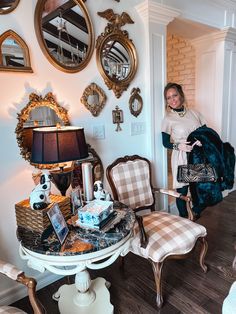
xmin=167 ymin=33 xmax=196 ymax=108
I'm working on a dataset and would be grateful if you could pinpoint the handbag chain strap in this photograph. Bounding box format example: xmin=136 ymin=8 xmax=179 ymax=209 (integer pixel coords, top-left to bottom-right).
xmin=187 ymin=141 xmax=208 ymax=175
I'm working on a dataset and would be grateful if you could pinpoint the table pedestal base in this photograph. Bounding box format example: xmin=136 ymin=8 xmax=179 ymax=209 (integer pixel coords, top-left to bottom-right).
xmin=56 ymin=277 xmax=114 ymax=314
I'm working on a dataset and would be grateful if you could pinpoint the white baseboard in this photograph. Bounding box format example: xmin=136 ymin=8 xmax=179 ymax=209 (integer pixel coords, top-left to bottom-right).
xmin=0 ymin=272 xmax=63 ymax=306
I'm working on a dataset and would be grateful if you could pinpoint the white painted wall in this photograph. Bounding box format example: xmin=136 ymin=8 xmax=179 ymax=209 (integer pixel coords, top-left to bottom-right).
xmin=0 ymin=0 xmax=149 ymax=305
xmin=1 ymin=0 xmax=236 ymax=306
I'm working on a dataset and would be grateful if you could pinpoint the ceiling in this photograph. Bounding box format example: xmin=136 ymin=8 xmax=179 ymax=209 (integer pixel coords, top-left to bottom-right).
xmin=167 ymin=18 xmax=218 ymax=40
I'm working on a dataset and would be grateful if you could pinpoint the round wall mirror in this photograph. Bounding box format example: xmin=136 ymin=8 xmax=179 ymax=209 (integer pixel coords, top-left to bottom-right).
xmin=34 ymin=0 xmax=95 ymax=73
xmin=96 ymin=10 xmax=137 ymax=98
xmin=101 ymin=39 xmax=131 ymax=81
xmin=15 ymin=92 xmax=70 ymax=167
xmin=0 ymin=0 xmax=20 ymax=14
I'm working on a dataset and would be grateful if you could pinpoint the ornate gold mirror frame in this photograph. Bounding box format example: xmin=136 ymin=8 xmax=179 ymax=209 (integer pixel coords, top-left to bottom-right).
xmin=34 ymin=0 xmax=95 ymax=73
xmin=80 ymin=82 xmax=107 ymax=117
xmin=129 ymin=87 xmax=143 ymax=117
xmin=15 ymin=92 xmax=70 ymax=168
xmin=0 ymin=29 xmax=33 ymax=72
xmin=0 ymin=0 xmax=20 ymax=14
xmin=96 ymin=9 xmax=138 ymax=98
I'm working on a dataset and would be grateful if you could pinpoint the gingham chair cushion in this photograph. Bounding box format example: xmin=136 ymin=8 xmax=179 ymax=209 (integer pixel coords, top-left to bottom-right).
xmin=110 ymin=159 xmax=154 ymax=209
xmin=0 ymin=306 xmax=26 ymax=313
xmin=0 ymin=261 xmax=22 ymax=280
xmin=130 ymin=211 xmax=207 ymax=262
xmin=0 ymin=262 xmax=26 ymax=313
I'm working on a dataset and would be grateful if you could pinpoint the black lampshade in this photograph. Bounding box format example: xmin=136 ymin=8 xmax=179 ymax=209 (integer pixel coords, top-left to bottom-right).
xmin=31 ymin=126 xmax=89 ymax=196
xmin=31 ymin=126 xmax=88 ymax=164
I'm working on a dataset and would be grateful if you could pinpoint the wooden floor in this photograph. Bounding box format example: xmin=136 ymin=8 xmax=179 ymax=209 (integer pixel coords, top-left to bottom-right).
xmin=12 ymin=190 xmax=236 ymax=314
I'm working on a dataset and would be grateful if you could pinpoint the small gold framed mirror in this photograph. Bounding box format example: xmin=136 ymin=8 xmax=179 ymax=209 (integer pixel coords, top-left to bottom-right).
xmin=80 ymin=82 xmax=107 ymax=117
xmin=15 ymin=92 xmax=70 ymax=167
xmin=112 ymin=105 xmax=123 ymax=131
xmin=0 ymin=0 xmax=20 ymax=14
xmin=34 ymin=0 xmax=95 ymax=73
xmin=0 ymin=30 xmax=33 ymax=72
xmin=129 ymin=87 xmax=143 ymax=117
xmin=96 ymin=9 xmax=138 ymax=98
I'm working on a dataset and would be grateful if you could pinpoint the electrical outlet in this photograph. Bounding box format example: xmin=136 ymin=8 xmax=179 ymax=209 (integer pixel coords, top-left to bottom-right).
xmin=93 ymin=125 xmax=105 ymax=139
xmin=131 ymin=122 xmax=146 ymax=136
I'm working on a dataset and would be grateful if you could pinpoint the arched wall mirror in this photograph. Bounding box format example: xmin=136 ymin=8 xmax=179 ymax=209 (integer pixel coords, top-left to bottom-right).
xmin=15 ymin=92 xmax=70 ymax=167
xmin=80 ymin=82 xmax=106 ymax=116
xmin=0 ymin=30 xmax=33 ymax=72
xmin=34 ymin=0 xmax=95 ymax=73
xmin=0 ymin=0 xmax=20 ymax=14
xmin=96 ymin=9 xmax=138 ymax=98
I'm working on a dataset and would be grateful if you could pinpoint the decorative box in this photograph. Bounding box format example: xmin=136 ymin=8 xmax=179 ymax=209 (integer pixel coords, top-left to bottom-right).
xmin=15 ymin=194 xmax=71 ymax=234
xmin=78 ymin=200 xmax=113 ymax=228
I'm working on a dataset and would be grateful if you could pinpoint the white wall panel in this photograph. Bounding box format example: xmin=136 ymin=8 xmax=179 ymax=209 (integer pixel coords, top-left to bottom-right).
xmin=195 ymin=51 xmax=217 ymax=129
xmin=0 ymin=0 xmax=148 ymax=304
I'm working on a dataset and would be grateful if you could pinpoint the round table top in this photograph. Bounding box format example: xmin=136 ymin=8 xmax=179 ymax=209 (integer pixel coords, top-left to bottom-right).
xmin=17 ymin=203 xmax=135 ymax=257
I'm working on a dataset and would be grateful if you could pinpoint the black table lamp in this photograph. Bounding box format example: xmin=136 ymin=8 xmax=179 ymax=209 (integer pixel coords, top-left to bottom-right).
xmin=31 ymin=126 xmax=88 ymax=196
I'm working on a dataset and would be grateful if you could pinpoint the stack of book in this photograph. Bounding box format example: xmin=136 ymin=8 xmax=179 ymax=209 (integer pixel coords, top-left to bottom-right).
xmin=77 ymin=200 xmax=115 ymax=230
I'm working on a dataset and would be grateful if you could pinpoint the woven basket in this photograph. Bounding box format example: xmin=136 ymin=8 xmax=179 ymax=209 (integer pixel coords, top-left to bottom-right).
xmin=15 ymin=195 xmax=71 ymax=234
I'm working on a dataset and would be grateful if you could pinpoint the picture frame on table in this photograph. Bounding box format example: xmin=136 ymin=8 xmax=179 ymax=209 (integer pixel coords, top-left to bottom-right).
xmin=47 ymin=203 xmax=69 ymax=245
xmin=71 ymin=187 xmax=83 ymax=215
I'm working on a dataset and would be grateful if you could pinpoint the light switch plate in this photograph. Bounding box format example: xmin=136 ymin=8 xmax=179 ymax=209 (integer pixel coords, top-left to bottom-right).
xmin=93 ymin=125 xmax=105 ymax=139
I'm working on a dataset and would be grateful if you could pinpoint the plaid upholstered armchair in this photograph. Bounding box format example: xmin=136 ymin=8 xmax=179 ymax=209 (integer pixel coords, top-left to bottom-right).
xmin=106 ymin=155 xmax=208 ymax=308
xmin=0 ymin=259 xmax=44 ymax=314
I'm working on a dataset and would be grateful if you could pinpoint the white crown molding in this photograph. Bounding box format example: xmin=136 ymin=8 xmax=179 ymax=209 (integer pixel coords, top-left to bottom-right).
xmin=191 ymin=27 xmax=236 ymax=47
xmin=135 ymin=0 xmax=180 ymax=25
xmin=209 ymin=0 xmax=236 ymax=9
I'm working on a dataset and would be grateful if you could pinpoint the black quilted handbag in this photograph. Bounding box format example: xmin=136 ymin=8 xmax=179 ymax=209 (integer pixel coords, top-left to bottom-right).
xmin=177 ymin=163 xmax=218 ymax=183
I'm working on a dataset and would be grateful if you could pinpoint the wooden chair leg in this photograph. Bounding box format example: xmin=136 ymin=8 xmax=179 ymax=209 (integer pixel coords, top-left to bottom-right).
xmin=151 ymin=261 xmax=164 ymax=308
xmin=17 ymin=273 xmax=45 ymax=314
xmin=199 ymin=236 xmax=208 ymax=273
xmin=119 ymin=256 xmax=125 ymax=269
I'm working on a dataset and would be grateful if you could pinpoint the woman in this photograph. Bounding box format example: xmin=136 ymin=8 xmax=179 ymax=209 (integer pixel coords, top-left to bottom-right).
xmin=161 ymin=82 xmax=206 ymax=218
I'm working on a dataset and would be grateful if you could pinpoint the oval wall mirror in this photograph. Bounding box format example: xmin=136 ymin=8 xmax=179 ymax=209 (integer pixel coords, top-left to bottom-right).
xmin=34 ymin=0 xmax=94 ymax=73
xmin=0 ymin=0 xmax=20 ymax=14
xmin=96 ymin=9 xmax=138 ymax=98
xmin=15 ymin=92 xmax=70 ymax=167
xmin=0 ymin=30 xmax=33 ymax=72
xmin=129 ymin=87 xmax=143 ymax=117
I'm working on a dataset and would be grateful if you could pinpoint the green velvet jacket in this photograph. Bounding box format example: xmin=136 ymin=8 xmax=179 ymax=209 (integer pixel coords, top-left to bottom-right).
xmin=187 ymin=125 xmax=235 ymax=211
